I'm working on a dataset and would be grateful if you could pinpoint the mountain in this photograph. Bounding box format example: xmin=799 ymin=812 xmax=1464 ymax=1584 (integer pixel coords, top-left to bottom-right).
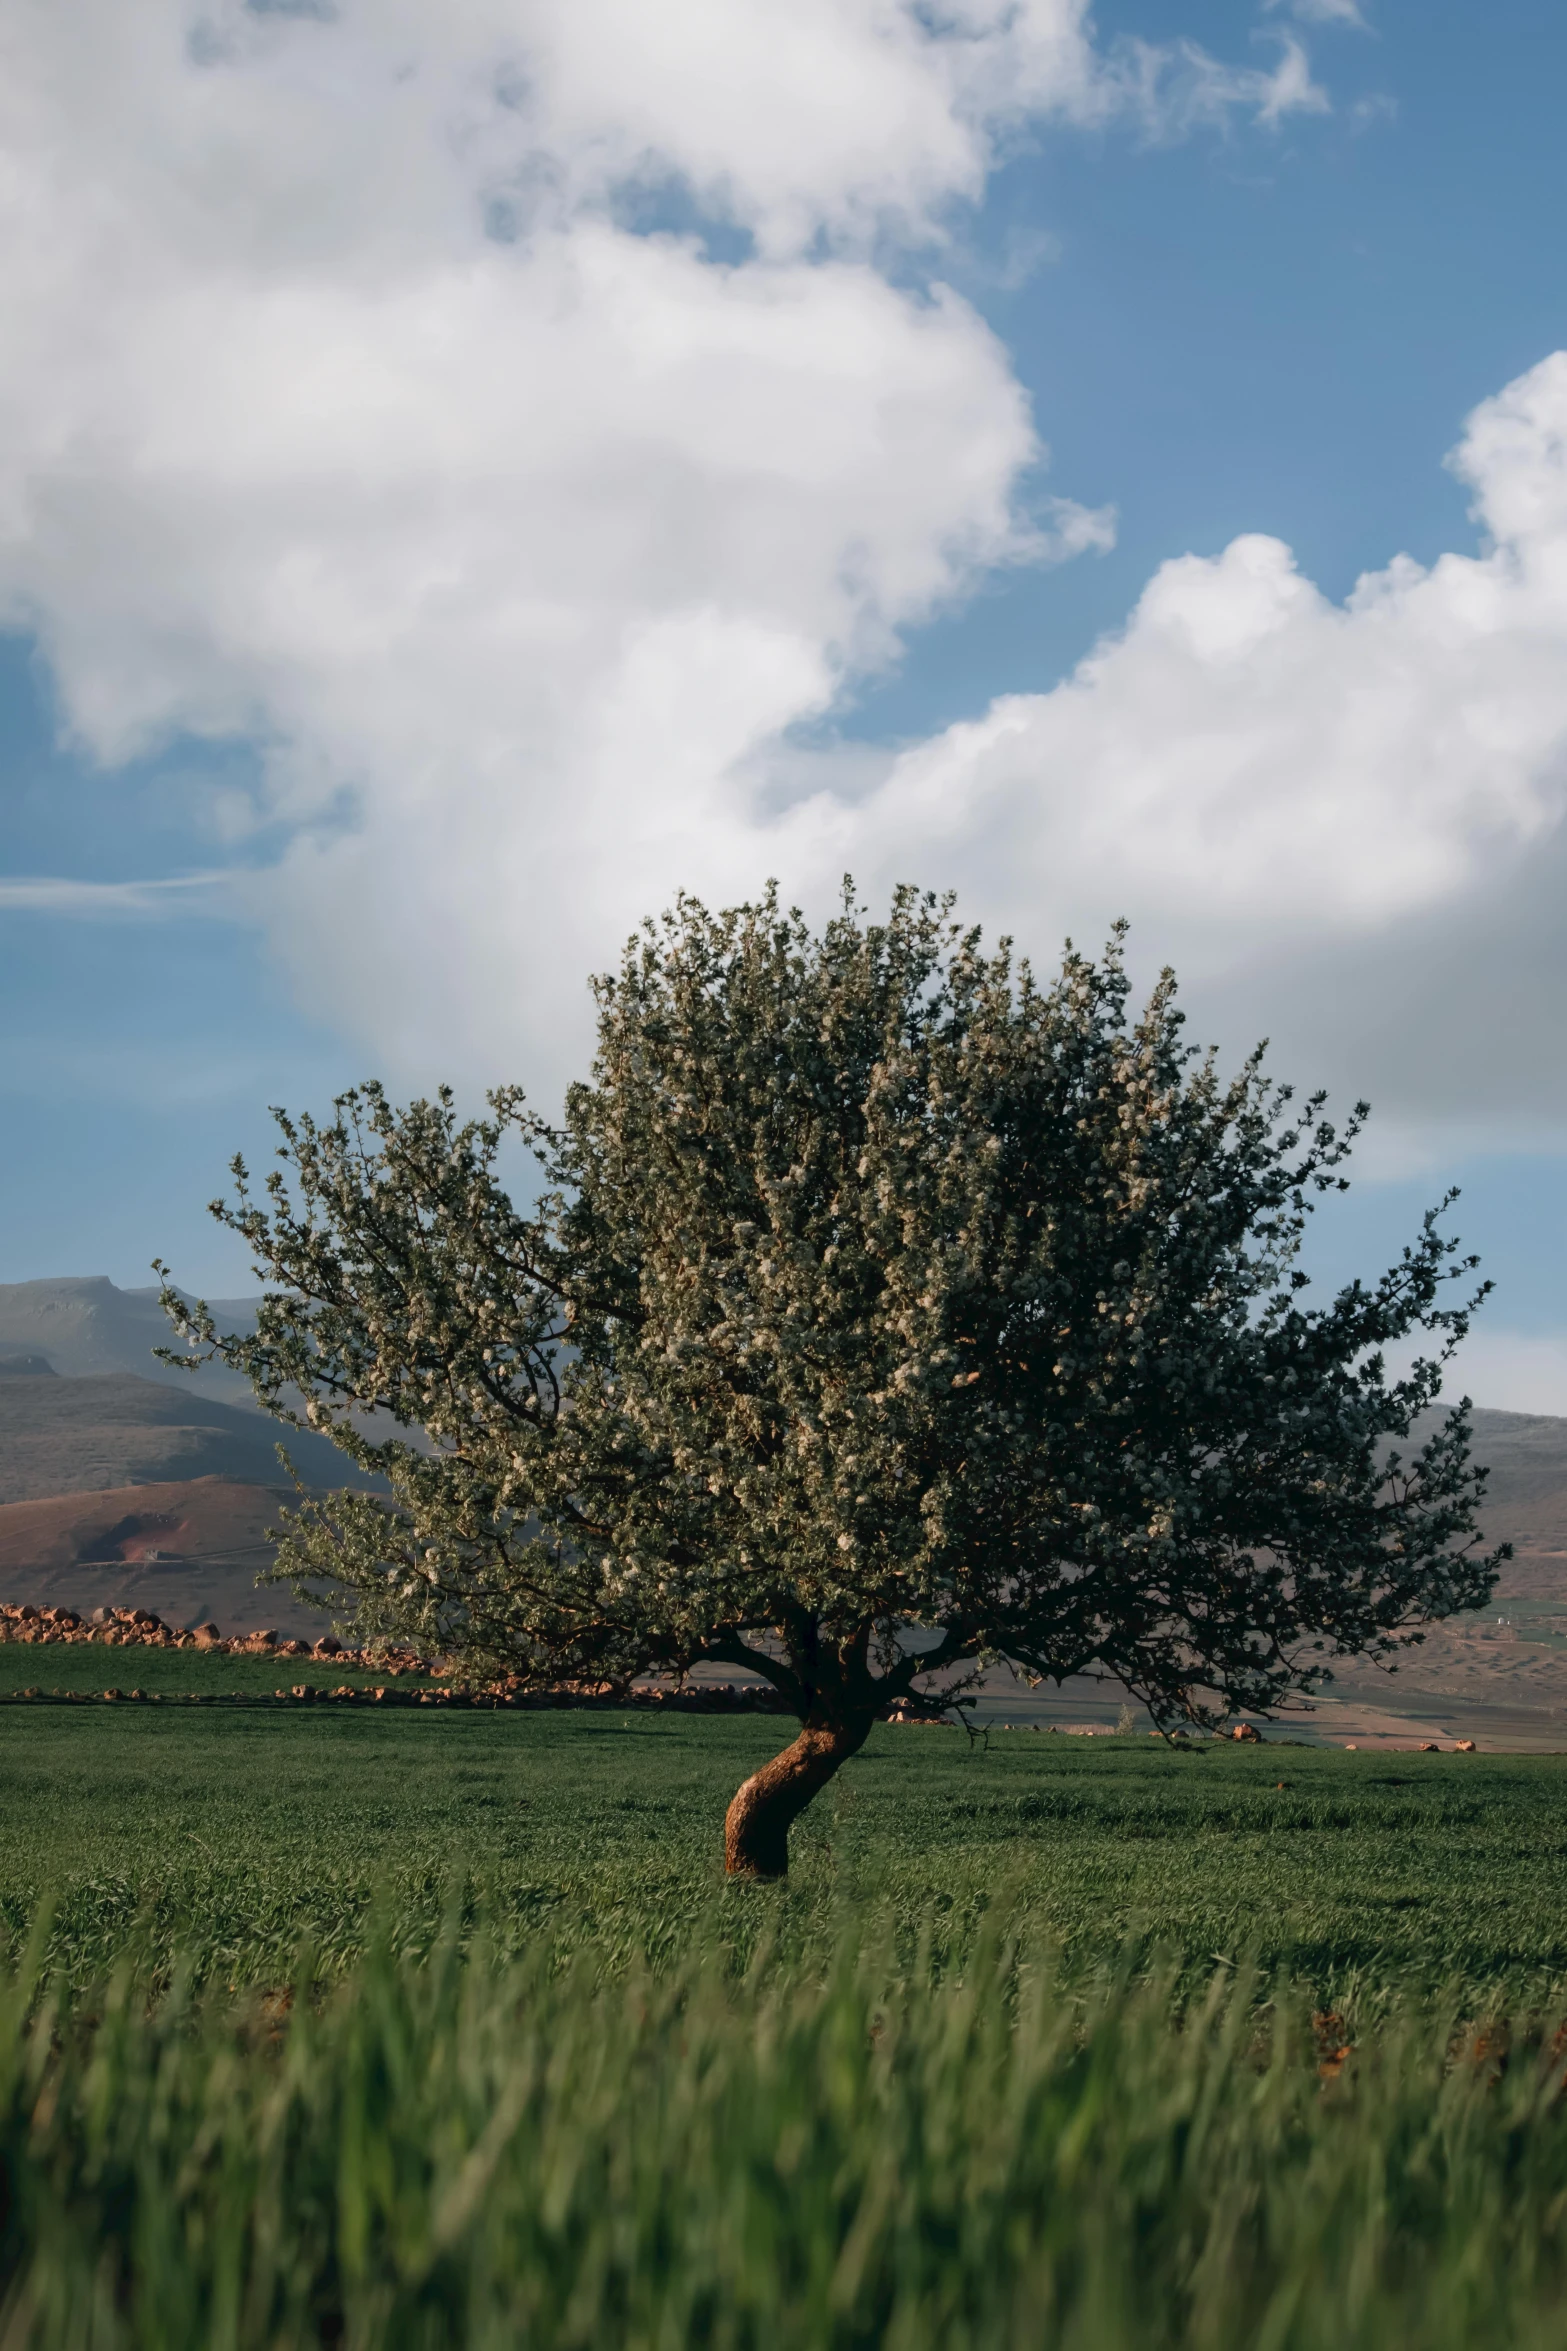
xmin=8 ymin=1280 xmax=1556 ymax=1533
xmin=0 ymin=1341 xmax=381 ymax=1631
xmin=4 ymin=1278 xmax=1567 ymax=1689
xmin=0 ymin=1477 xmax=319 ymax=1634
xmin=0 ymin=1279 xmax=391 ymax=1628
xmin=0 ymin=1364 xmax=374 ymax=1506
xmin=0 ymin=1276 xmax=260 ymax=1405
xmin=1442 ymin=1408 xmax=1567 ymax=1553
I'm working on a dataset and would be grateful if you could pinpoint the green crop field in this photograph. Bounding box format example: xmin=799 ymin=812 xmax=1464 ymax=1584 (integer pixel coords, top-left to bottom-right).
xmin=6 ymin=1679 xmax=1567 ymax=2344
xmin=0 ymin=1640 xmax=434 ymax=1704
xmin=3 ymin=1690 xmax=1567 ymax=1990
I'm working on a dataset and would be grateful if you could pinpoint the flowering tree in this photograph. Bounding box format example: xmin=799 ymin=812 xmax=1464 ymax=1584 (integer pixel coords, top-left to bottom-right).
xmin=159 ymin=887 xmax=1502 ymax=1876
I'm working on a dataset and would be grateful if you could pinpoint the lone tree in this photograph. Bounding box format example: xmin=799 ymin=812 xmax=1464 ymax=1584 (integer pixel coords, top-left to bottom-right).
xmin=160 ymin=888 xmax=1502 ymax=1876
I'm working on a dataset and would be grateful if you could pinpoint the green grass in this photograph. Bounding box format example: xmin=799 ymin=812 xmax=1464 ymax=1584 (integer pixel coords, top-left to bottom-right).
xmin=3 ymin=1701 xmax=1567 ymax=1994
xmin=6 ymin=1918 xmax=1567 ymax=2348
xmin=7 ymin=1703 xmax=1567 ymax=2343
xmin=0 ymin=1643 xmax=432 ymax=1699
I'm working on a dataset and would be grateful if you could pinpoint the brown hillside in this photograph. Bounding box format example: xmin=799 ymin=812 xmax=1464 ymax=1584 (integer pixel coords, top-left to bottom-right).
xmin=1460 ymin=1410 xmax=1567 ymax=1553
xmin=0 ymin=1478 xmax=324 ymax=1634
xmin=0 ymin=1368 xmax=376 ymax=1505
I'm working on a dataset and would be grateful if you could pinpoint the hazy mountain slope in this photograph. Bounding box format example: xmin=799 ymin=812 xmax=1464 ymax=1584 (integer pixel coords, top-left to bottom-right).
xmin=0 ymin=1367 xmax=373 ymax=1505
xmin=1311 ymin=1407 xmax=1567 ymax=1742
xmin=0 ymin=1477 xmax=318 ymax=1633
xmin=0 ymin=1277 xmax=259 ymax=1404
xmin=9 ymin=1282 xmax=1554 ymax=1533
xmin=1409 ymin=1406 xmax=1567 ymax=1553
xmin=4 ymin=1279 xmax=1567 ymax=1680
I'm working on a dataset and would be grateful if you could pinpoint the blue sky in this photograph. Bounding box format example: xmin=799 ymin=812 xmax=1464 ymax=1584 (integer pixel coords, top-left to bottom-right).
xmin=4 ymin=0 xmax=1567 ymax=1405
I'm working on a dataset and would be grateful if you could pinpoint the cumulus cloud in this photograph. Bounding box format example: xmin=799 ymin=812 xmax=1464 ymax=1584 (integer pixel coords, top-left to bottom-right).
xmin=0 ymin=0 xmax=1323 ymax=1084
xmin=21 ymin=0 xmax=1559 ymax=1175
xmin=803 ymin=352 xmax=1567 ymax=1147
xmin=9 ymin=0 xmax=1565 ymax=1163
xmin=3 ymin=2 xmax=1562 ymax=1161
xmin=843 ymin=356 xmax=1567 ymax=938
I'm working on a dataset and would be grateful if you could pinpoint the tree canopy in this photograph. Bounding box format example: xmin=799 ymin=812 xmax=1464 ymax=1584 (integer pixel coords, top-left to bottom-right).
xmin=159 ymin=886 xmax=1503 ymax=1874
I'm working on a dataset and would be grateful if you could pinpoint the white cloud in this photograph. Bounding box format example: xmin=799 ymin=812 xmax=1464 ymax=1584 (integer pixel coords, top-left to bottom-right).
xmin=1266 ymin=0 xmax=1367 ymax=28
xmin=0 ymin=0 xmax=1318 ymax=1086
xmin=4 ymin=4 xmax=1563 ymax=1163
xmin=5 ymin=0 xmax=1563 ymax=1154
xmin=841 ymin=355 xmax=1567 ymax=944
xmin=1114 ymin=34 xmax=1328 ymax=139
xmin=795 ymin=351 xmax=1567 ymax=1147
xmin=0 ymin=873 xmax=230 ymax=914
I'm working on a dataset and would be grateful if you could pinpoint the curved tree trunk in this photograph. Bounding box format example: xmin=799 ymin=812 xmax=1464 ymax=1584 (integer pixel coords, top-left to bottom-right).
xmin=724 ymin=1715 xmax=875 ymax=1879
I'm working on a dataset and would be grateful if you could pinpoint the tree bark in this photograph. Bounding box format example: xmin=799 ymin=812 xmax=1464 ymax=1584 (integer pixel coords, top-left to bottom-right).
xmin=724 ymin=1716 xmax=875 ymax=1879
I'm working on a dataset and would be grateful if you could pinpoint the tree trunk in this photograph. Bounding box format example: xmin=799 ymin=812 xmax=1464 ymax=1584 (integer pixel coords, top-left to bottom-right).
xmin=724 ymin=1716 xmax=874 ymax=1879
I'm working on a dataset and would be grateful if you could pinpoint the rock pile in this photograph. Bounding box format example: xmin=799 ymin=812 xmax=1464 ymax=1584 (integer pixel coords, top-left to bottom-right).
xmin=267 ymin=1680 xmax=795 ymax=1711
xmin=0 ymin=1604 xmax=428 ymax=1669
xmin=0 ymin=1606 xmax=945 ymax=1718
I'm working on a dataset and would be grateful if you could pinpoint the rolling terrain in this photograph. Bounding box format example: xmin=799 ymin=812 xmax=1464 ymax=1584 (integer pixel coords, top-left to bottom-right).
xmin=0 ymin=1361 xmax=364 ymax=1504
xmin=0 ymin=1281 xmax=374 ymax=1629
xmin=0 ymin=1476 xmax=312 ymax=1632
xmin=973 ymin=1406 xmax=1567 ymax=1746
xmin=1316 ymin=1407 xmax=1567 ymax=1747
xmin=4 ymin=1277 xmax=1567 ymax=1725
xmin=0 ymin=1274 xmax=259 ymax=1402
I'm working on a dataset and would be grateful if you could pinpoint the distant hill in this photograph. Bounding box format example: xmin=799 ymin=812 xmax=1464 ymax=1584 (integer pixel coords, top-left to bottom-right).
xmin=3 ymin=1277 xmax=1566 ymax=1677
xmin=1410 ymin=1406 xmax=1567 ymax=1555
xmin=0 ymin=1477 xmax=321 ymax=1634
xmin=0 ymin=1345 xmax=382 ymax=1631
xmin=0 ymin=1276 xmax=260 ymax=1405
xmin=0 ymin=1364 xmax=374 ymax=1507
xmin=0 ymin=1281 xmax=378 ymax=1630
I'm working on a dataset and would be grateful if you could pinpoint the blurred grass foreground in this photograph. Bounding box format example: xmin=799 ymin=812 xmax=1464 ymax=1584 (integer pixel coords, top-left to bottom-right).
xmin=6 ymin=1917 xmax=1567 ymax=2350
xmin=5 ymin=1706 xmax=1567 ymax=2343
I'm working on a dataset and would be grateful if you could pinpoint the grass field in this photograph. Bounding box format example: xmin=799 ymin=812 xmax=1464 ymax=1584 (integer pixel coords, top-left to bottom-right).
xmin=3 ymin=1686 xmax=1567 ymax=1992
xmin=6 ymin=1680 xmax=1567 ymax=2343
xmin=11 ymin=1911 xmax=1567 ymax=2351
xmin=0 ymin=1639 xmax=431 ymax=1702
